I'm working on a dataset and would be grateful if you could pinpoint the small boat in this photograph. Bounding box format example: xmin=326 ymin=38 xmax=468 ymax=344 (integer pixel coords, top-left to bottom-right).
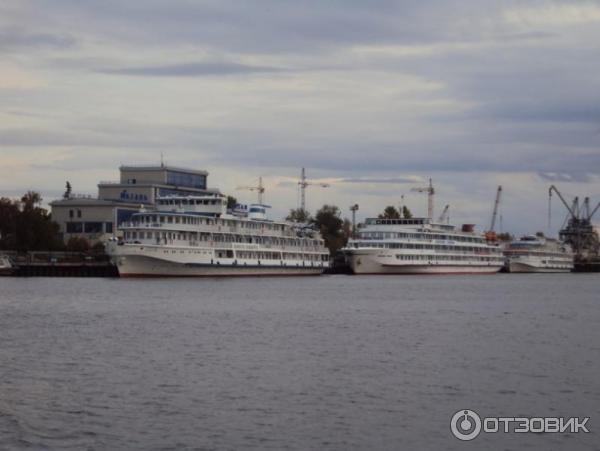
xmin=0 ymin=254 xmax=14 ymax=276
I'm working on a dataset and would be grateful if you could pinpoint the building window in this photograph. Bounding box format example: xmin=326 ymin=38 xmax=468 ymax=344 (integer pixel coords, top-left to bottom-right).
xmin=77 ymin=209 xmax=82 ymax=218
xmin=105 ymin=222 xmax=113 ymax=233
xmin=84 ymin=222 xmax=103 ymax=233
xmin=69 ymin=209 xmax=74 ymax=218
xmin=166 ymin=170 xmax=206 ymax=189
xmin=66 ymin=222 xmax=83 ymax=233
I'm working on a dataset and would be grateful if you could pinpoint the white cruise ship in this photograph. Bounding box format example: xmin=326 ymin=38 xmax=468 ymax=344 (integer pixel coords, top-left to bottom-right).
xmin=504 ymin=235 xmax=574 ymax=273
xmin=342 ymin=218 xmax=504 ymax=274
xmin=106 ymin=194 xmax=330 ymax=277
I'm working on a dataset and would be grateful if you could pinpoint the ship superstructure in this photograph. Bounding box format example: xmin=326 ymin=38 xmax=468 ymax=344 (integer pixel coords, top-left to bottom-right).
xmin=504 ymin=235 xmax=573 ymax=273
xmin=106 ymin=193 xmax=330 ymax=277
xmin=342 ymin=217 xmax=504 ymax=274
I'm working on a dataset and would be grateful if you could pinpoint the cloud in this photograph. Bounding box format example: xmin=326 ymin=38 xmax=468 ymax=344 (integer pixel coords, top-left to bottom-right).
xmin=0 ymin=62 xmax=46 ymax=89
xmin=99 ymin=61 xmax=285 ymax=77
xmin=504 ymin=3 xmax=600 ymax=27
xmin=337 ymin=176 xmax=425 ymax=184
xmin=0 ymin=29 xmax=76 ymax=50
xmin=537 ymin=172 xmax=592 ymax=183
xmin=2 ymin=0 xmax=600 ymax=233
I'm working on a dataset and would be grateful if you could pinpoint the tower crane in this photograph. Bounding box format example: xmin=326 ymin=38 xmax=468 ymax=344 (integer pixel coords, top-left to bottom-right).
xmin=410 ymin=178 xmax=435 ymax=220
xmin=298 ymin=167 xmax=329 ymax=212
xmin=485 ymin=185 xmax=502 ymax=241
xmin=236 ymin=176 xmax=265 ymax=204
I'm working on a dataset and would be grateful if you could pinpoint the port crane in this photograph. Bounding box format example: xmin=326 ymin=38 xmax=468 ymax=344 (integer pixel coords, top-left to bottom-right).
xmin=236 ymin=176 xmax=265 ymax=204
xmin=549 ymin=185 xmax=600 ymax=269
xmin=484 ymin=185 xmax=503 ymax=241
xmin=438 ymin=204 xmax=450 ymax=224
xmin=298 ymin=167 xmax=329 ymax=212
xmin=411 ymin=178 xmax=435 ymax=220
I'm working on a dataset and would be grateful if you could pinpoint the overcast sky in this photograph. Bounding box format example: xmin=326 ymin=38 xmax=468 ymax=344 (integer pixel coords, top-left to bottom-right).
xmin=1 ymin=0 xmax=600 ymax=234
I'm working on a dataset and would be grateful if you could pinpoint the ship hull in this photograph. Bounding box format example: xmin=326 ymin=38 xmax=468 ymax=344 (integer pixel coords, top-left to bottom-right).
xmin=344 ymin=252 xmax=502 ymax=275
xmin=507 ymin=261 xmax=572 ymax=273
xmin=108 ymin=244 xmax=326 ymax=277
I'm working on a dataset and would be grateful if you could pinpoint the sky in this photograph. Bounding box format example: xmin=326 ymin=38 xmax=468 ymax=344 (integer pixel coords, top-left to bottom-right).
xmin=1 ymin=0 xmax=600 ymax=235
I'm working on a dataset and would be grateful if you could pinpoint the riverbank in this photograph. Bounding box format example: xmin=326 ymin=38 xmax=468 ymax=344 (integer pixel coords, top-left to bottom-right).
xmin=0 ymin=251 xmax=118 ymax=277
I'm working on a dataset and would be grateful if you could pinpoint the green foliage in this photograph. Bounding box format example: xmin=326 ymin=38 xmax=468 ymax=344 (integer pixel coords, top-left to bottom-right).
xmin=66 ymin=236 xmax=91 ymax=252
xmin=286 ymin=208 xmax=312 ymax=223
xmin=496 ymin=232 xmax=513 ymax=242
xmin=342 ymin=217 xmax=353 ymax=240
xmin=378 ymin=206 xmax=400 ymax=219
xmin=91 ymin=241 xmax=106 ymax=253
xmin=0 ymin=197 xmax=19 ymax=248
xmin=226 ymin=195 xmax=237 ymax=210
xmin=535 ymin=231 xmax=545 ymax=238
xmin=0 ymin=192 xmax=63 ymax=251
xmin=377 ymin=205 xmax=413 ymax=219
xmin=314 ymin=204 xmax=347 ymax=254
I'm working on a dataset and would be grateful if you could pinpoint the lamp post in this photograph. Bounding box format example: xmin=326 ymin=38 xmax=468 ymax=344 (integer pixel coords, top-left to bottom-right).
xmin=350 ymin=204 xmax=359 ymax=238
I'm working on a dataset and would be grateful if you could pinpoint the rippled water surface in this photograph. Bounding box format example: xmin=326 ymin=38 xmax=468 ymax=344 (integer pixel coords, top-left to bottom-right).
xmin=1 ymin=274 xmax=599 ymax=450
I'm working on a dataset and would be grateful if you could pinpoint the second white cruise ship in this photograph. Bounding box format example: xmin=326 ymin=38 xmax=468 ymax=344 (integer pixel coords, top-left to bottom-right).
xmin=503 ymin=235 xmax=574 ymax=273
xmin=342 ymin=217 xmax=504 ymax=274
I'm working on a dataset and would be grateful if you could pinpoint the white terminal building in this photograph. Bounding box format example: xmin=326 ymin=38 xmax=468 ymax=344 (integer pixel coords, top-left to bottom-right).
xmin=50 ymin=165 xmax=219 ymax=244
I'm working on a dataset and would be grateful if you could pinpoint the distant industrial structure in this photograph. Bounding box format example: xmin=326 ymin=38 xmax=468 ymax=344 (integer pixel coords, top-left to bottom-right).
xmin=50 ymin=164 xmax=219 ymax=244
xmin=549 ymin=185 xmax=600 ymax=271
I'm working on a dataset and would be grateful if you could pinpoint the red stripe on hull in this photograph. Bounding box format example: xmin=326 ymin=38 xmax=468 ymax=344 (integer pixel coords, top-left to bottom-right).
xmin=350 ymin=271 xmax=500 ymax=275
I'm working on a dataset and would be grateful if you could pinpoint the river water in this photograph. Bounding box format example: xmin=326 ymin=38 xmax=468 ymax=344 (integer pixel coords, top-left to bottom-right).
xmin=0 ymin=274 xmax=599 ymax=450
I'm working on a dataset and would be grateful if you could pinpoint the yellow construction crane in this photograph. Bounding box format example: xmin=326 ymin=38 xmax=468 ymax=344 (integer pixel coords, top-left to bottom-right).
xmin=411 ymin=178 xmax=435 ymax=220
xmin=298 ymin=168 xmax=329 ymax=212
xmin=485 ymin=185 xmax=502 ymax=241
xmin=236 ymin=176 xmax=265 ymax=204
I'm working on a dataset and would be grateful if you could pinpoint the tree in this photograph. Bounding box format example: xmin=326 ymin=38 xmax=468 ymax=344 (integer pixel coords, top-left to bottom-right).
xmin=66 ymin=236 xmax=90 ymax=252
xmin=0 ymin=197 xmax=19 ymax=249
xmin=496 ymin=232 xmax=513 ymax=242
xmin=314 ymin=205 xmax=346 ymax=254
xmin=21 ymin=191 xmax=42 ymax=210
xmin=377 ymin=205 xmax=413 ymax=219
xmin=63 ymin=181 xmax=72 ymax=199
xmin=286 ymin=208 xmax=312 ymax=223
xmin=535 ymin=231 xmax=545 ymax=238
xmin=378 ymin=206 xmax=400 ymax=219
xmin=0 ymin=192 xmax=62 ymax=251
xmin=342 ymin=217 xmax=353 ymax=241
xmin=226 ymin=195 xmax=237 ymax=210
